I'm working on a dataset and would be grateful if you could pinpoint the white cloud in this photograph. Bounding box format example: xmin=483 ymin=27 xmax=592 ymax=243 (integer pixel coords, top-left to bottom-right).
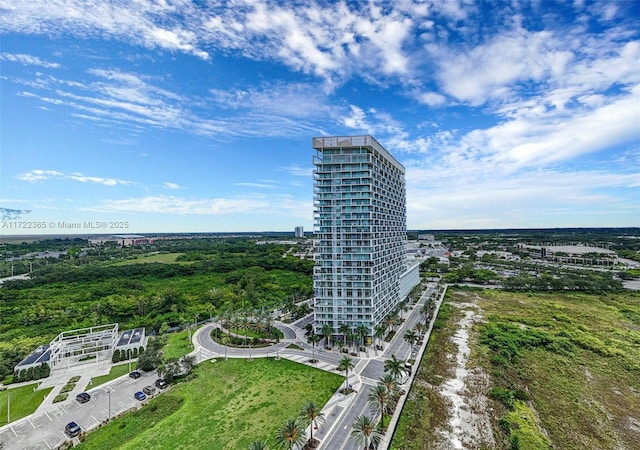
xmin=282 ymin=165 xmax=313 ymax=177
xmin=101 ymin=195 xmax=270 ymax=215
xmin=164 ymin=182 xmax=181 ymax=190
xmin=17 ymin=169 xmax=64 ymax=182
xmin=233 ymin=182 xmax=276 ymax=189
xmin=0 ymin=53 xmax=61 ymax=68
xmin=17 ymin=169 xmax=131 ymax=186
xmin=97 ymin=192 xmax=314 ymax=224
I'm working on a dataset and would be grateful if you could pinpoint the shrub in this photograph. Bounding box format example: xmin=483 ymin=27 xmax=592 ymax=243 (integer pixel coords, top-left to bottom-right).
xmin=61 ymin=383 xmax=76 ymax=393
xmin=490 ymin=386 xmax=515 ymax=410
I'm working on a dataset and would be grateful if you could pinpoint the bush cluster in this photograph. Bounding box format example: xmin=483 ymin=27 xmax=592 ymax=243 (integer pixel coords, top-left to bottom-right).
xmin=112 ymin=346 xmax=145 ymax=363
xmin=13 ymin=363 xmax=50 ymax=383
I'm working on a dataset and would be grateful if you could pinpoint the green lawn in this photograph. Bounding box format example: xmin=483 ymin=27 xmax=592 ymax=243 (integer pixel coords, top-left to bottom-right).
xmin=162 ymin=329 xmax=193 ymax=360
xmin=76 ymin=358 xmax=342 ymax=449
xmin=112 ymin=253 xmax=184 ymax=265
xmin=0 ymin=383 xmax=54 ymax=425
xmin=86 ymin=363 xmax=132 ymax=390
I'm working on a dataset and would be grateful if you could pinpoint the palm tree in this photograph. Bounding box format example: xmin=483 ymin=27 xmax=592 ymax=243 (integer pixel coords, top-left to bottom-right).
xmin=240 ymin=314 xmax=251 ymax=347
xmin=338 ymin=322 xmax=350 ymax=349
xmin=384 ymin=314 xmax=397 ymax=335
xmin=379 ymin=373 xmax=400 ymax=401
xmin=299 ymin=401 xmax=325 ymax=445
xmin=248 ymin=440 xmax=270 ymax=450
xmin=356 ymin=324 xmax=369 ymax=350
xmin=348 ymin=330 xmax=359 ymax=353
xmin=220 ymin=333 xmax=230 ymax=360
xmin=368 ymin=384 xmax=390 ymax=428
xmin=307 ymin=333 xmax=321 ymax=362
xmin=403 ymin=329 xmax=418 ymax=348
xmin=420 ymin=301 xmax=431 ymax=321
xmin=414 ymin=322 xmax=424 ymax=337
xmin=374 ymin=324 xmax=386 ymax=349
xmin=321 ymin=323 xmax=333 ymax=349
xmin=350 ymin=415 xmax=382 ymax=450
xmin=384 ymin=354 xmax=404 ymax=382
xmin=337 ymin=356 xmax=354 ymax=392
xmin=274 ymin=418 xmax=306 ymax=450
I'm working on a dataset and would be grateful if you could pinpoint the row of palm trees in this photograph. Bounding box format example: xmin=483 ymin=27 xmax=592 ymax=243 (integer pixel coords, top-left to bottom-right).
xmin=217 ymin=308 xmax=280 ymax=345
xmin=315 ymin=299 xmax=414 ymax=355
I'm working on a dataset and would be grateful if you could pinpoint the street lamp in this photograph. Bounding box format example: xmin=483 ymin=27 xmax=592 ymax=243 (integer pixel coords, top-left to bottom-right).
xmin=193 ymin=314 xmax=199 ymax=347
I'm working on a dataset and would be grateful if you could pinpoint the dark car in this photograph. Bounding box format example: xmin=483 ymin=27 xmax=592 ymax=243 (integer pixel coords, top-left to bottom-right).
xmin=65 ymin=421 xmax=81 ymax=437
xmin=129 ymin=370 xmax=141 ymax=379
xmin=142 ymin=385 xmax=156 ymax=396
xmin=75 ymin=392 xmax=91 ymax=403
xmin=134 ymin=391 xmax=146 ymax=401
xmin=155 ymin=378 xmax=169 ymax=389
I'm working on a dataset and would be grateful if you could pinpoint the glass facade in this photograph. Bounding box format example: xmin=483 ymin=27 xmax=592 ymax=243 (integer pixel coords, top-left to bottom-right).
xmin=312 ymin=136 xmax=406 ymax=339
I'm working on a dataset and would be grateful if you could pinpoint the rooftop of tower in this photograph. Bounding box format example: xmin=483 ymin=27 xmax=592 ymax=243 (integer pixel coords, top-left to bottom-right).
xmin=312 ymin=135 xmax=405 ymax=174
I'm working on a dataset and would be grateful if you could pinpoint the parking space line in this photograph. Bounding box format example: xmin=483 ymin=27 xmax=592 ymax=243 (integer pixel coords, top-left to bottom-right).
xmin=44 ymin=411 xmax=53 ymax=421
xmin=91 ymin=415 xmax=101 ymax=424
xmin=28 ymin=418 xmax=37 ymax=429
xmin=10 ymin=426 xmax=17 ymax=437
xmin=43 ymin=437 xmax=53 ymax=449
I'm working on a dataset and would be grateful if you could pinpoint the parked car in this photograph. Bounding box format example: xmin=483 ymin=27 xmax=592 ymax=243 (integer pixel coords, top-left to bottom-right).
xmin=134 ymin=391 xmax=146 ymax=401
xmin=129 ymin=370 xmax=141 ymax=379
xmin=75 ymin=392 xmax=91 ymax=403
xmin=65 ymin=421 xmax=81 ymax=437
xmin=142 ymin=385 xmax=156 ymax=396
xmin=155 ymin=378 xmax=169 ymax=389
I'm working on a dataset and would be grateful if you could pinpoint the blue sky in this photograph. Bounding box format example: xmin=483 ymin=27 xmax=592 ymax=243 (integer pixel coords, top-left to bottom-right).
xmin=1 ymin=0 xmax=639 ymax=235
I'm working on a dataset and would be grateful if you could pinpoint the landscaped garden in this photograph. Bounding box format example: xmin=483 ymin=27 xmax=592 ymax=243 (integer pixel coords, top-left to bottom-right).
xmin=75 ymin=357 xmax=342 ymax=449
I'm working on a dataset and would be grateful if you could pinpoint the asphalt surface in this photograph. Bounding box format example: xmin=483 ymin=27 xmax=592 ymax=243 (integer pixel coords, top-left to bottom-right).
xmin=0 ymin=369 xmax=162 ymax=450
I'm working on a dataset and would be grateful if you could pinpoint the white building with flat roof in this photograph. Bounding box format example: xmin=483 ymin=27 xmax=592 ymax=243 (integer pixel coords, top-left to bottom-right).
xmin=312 ymin=136 xmax=410 ymax=340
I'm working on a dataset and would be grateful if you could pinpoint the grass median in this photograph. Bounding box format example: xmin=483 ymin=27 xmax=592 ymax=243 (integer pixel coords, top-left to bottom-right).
xmin=76 ymin=357 xmax=342 ymax=450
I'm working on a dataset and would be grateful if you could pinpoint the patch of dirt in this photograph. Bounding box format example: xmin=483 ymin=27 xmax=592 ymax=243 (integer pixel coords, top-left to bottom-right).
xmin=437 ymin=297 xmax=496 ymax=449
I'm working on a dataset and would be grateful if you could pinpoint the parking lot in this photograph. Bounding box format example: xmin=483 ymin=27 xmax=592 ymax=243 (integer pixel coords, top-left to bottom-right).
xmin=0 ymin=370 xmax=160 ymax=450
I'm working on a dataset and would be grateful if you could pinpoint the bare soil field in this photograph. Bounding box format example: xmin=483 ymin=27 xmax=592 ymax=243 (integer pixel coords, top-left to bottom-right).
xmin=392 ymin=288 xmax=640 ymax=450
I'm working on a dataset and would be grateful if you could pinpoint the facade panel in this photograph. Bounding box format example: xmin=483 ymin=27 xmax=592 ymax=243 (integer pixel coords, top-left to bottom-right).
xmin=312 ymin=136 xmax=406 ymax=340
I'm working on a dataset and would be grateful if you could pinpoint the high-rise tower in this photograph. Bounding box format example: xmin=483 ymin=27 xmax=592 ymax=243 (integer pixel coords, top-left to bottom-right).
xmin=312 ymin=135 xmax=406 ymax=342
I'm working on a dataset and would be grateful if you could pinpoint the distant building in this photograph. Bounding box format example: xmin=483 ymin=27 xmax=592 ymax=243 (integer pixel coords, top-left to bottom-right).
xmin=518 ymin=243 xmax=618 ymax=266
xmin=295 ymin=226 xmax=304 ymax=238
xmin=89 ymin=234 xmax=154 ymax=247
xmin=312 ymin=136 xmax=415 ymax=341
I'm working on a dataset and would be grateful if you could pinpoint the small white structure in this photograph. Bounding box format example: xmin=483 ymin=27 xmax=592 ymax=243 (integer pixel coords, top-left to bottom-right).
xmin=399 ymin=261 xmax=421 ymax=302
xmin=49 ymin=324 xmax=119 ymax=371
